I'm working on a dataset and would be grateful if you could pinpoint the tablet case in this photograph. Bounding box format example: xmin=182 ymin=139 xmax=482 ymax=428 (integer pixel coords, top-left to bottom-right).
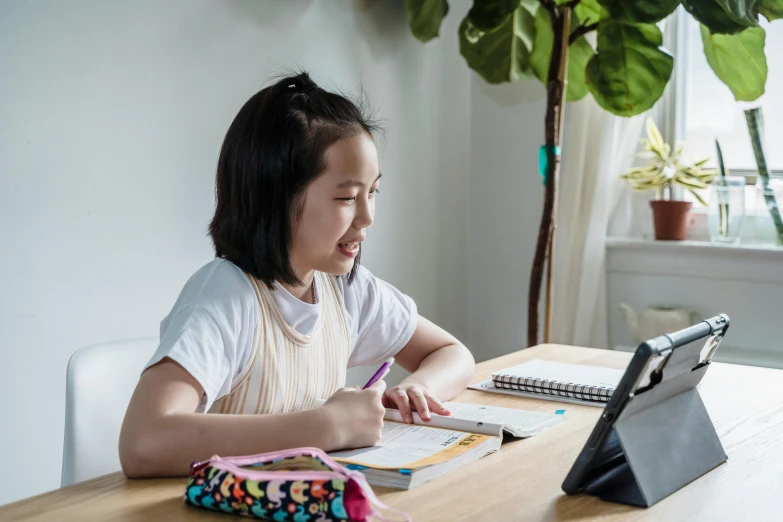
xmin=579 ymin=326 xmax=728 ymax=507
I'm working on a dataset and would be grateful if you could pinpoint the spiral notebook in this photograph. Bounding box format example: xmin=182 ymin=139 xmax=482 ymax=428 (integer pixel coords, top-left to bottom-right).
xmin=483 ymin=359 xmax=624 ymax=405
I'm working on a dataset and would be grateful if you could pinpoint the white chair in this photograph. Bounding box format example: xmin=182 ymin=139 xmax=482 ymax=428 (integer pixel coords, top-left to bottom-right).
xmin=60 ymin=337 xmax=158 ymax=487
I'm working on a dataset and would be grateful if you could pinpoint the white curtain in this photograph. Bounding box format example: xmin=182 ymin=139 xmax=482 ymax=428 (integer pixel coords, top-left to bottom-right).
xmin=550 ymin=96 xmax=647 ymax=348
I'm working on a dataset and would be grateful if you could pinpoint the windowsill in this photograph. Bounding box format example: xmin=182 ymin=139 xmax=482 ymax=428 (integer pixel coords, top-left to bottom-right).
xmin=606 ymin=236 xmax=783 ymax=256
xmin=606 ymin=236 xmax=783 ymax=284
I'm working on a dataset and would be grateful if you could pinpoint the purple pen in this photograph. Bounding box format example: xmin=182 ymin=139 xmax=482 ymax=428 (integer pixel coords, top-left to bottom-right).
xmin=362 ymin=357 xmax=394 ymax=389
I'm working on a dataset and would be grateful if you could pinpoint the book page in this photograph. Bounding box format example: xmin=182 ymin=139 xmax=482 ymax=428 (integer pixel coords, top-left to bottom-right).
xmin=329 ymin=422 xmax=496 ymax=470
xmin=442 ymin=402 xmax=564 ymax=436
xmin=383 ymin=408 xmax=503 ymax=437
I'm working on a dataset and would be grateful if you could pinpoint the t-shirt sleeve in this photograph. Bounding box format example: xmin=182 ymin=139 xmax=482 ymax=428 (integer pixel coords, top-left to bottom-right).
xmin=143 ymin=260 xmax=256 ymax=412
xmin=343 ymin=265 xmax=418 ymax=368
xmin=145 ymin=307 xmax=237 ymax=410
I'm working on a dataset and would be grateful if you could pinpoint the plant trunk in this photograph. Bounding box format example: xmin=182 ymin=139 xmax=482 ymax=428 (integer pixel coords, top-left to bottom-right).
xmin=527 ymin=6 xmax=572 ymax=347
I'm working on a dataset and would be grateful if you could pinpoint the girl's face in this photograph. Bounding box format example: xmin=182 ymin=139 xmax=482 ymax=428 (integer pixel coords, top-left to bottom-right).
xmin=290 ymin=131 xmax=380 ymax=278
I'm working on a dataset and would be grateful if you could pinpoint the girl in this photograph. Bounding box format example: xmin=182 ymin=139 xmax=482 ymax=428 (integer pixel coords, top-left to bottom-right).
xmin=119 ymin=72 xmax=475 ymax=478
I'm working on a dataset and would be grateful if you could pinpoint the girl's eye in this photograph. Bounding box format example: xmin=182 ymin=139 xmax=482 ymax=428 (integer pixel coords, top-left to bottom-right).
xmin=338 ymin=189 xmax=379 ymax=202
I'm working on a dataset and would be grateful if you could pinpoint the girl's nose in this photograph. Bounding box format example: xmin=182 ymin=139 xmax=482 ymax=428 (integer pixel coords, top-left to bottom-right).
xmin=354 ymin=200 xmax=374 ymax=229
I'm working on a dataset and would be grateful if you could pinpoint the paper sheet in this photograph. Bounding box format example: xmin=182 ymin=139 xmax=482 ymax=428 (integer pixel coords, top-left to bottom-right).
xmin=442 ymin=401 xmax=564 ymax=435
xmin=329 ymin=422 xmax=493 ymax=470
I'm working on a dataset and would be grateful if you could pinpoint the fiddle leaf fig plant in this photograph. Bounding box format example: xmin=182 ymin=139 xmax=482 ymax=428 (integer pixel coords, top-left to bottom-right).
xmin=404 ymin=0 xmax=782 ymax=346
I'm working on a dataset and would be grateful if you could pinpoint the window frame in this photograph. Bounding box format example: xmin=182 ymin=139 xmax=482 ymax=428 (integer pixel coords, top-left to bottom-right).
xmin=664 ymin=6 xmax=783 ymax=188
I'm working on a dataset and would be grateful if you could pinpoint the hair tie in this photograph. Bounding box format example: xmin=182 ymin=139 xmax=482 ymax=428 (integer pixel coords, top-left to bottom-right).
xmin=287 ymin=81 xmax=318 ymax=95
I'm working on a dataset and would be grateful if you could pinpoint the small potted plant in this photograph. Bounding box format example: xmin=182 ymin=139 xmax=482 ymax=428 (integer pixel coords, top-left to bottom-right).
xmin=621 ymin=117 xmax=715 ymax=240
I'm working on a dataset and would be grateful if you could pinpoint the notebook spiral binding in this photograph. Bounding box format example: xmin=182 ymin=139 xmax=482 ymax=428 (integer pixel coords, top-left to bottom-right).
xmin=492 ymin=375 xmax=614 ymax=402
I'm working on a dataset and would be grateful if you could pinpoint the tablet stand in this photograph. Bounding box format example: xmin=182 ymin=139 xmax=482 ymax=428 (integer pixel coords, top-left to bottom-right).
xmin=581 ymin=365 xmax=727 ymax=508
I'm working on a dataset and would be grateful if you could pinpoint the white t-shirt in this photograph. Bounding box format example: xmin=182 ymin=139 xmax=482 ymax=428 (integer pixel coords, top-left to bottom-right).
xmin=144 ymin=258 xmax=418 ymax=412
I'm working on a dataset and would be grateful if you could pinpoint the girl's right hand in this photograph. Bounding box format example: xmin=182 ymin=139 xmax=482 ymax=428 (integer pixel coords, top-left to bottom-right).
xmin=322 ymin=380 xmax=387 ymax=450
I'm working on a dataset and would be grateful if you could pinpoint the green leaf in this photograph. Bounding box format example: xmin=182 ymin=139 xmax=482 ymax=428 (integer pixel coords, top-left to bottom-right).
xmin=566 ymin=36 xmax=594 ymax=101
xmin=683 ymin=0 xmax=756 ymax=35
xmin=597 ymin=0 xmax=681 ymax=24
xmin=758 ymin=0 xmax=783 ymax=20
xmin=574 ymin=0 xmax=606 ymax=25
xmin=459 ymin=1 xmax=537 ymax=84
xmin=467 ymin=0 xmax=520 ymax=31
xmin=701 ymin=25 xmax=767 ymax=101
xmin=678 ymin=177 xmax=709 ymax=190
xmin=528 ymin=9 xmax=552 ymax=82
xmin=645 ymin=116 xmax=666 ymax=153
xmin=689 ymin=189 xmax=708 ymax=206
xmin=529 ymin=8 xmax=594 ymax=101
xmin=405 ymin=0 xmax=450 ymax=42
xmin=585 ymin=21 xmax=674 ymax=116
xmin=715 ymin=0 xmax=760 ymax=27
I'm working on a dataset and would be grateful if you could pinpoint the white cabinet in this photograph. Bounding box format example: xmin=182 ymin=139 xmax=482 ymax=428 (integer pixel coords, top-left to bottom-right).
xmin=606 ymin=238 xmax=783 ymax=369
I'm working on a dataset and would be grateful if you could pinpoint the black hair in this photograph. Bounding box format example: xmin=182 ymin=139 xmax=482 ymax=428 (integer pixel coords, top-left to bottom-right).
xmin=208 ymin=71 xmax=381 ymax=289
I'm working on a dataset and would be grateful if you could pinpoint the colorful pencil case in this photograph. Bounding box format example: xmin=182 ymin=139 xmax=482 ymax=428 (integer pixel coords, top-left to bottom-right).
xmin=185 ymin=447 xmax=410 ymax=522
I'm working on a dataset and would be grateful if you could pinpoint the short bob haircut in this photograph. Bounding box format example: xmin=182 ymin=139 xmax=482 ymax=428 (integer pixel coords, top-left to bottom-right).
xmin=208 ymin=71 xmax=381 ymax=289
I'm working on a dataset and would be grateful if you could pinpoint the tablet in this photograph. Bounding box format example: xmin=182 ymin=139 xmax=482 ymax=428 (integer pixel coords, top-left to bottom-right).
xmin=561 ymin=314 xmax=730 ymax=496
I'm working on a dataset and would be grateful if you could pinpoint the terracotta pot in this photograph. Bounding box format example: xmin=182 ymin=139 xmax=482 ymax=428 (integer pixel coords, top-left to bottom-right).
xmin=649 ymin=200 xmax=692 ymax=240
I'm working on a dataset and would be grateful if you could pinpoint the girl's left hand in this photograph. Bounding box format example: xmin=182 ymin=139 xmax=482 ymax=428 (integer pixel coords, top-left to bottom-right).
xmin=382 ymin=383 xmax=452 ymax=423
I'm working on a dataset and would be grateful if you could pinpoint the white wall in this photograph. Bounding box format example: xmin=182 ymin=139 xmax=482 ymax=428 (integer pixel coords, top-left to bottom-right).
xmin=0 ymin=0 xmax=473 ymax=505
xmin=467 ymin=80 xmax=547 ymax=361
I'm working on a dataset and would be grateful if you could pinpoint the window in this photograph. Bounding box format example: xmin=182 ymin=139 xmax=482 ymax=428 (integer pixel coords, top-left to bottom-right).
xmin=668 ymin=9 xmax=783 ymax=243
xmin=681 ymin=14 xmax=783 ymax=174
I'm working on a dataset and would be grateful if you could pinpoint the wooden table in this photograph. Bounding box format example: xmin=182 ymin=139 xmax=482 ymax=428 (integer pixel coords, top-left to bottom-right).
xmin=4 ymin=344 xmax=783 ymax=521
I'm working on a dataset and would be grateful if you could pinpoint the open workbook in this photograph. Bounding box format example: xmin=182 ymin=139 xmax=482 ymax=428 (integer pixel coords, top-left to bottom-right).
xmin=327 ymin=402 xmax=564 ymax=490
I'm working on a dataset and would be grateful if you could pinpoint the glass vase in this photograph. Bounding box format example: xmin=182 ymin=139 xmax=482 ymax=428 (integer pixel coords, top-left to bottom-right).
xmin=708 ymin=176 xmax=746 ymax=244
xmin=754 ymin=178 xmax=783 ymax=246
